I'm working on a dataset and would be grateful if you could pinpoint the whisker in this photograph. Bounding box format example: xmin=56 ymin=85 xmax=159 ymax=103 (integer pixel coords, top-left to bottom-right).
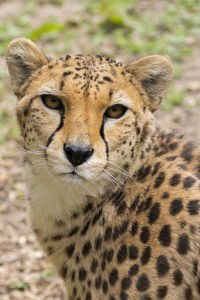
xmin=104 ymin=170 xmax=123 ymax=187
xmin=107 ymin=161 xmax=130 ymax=175
xmin=106 ymin=166 xmax=130 ymax=178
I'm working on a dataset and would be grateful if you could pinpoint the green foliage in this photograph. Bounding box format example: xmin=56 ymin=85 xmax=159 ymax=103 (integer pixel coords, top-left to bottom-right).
xmin=8 ymin=282 xmax=29 ymax=291
xmin=28 ymin=22 xmax=65 ymax=41
xmin=86 ymin=0 xmax=200 ymax=62
xmin=37 ymin=269 xmax=54 ymax=281
xmin=162 ymin=86 xmax=186 ymax=111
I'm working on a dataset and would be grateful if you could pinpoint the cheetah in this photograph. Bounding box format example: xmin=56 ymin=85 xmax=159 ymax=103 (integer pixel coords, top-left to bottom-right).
xmin=6 ymin=38 xmax=200 ymax=300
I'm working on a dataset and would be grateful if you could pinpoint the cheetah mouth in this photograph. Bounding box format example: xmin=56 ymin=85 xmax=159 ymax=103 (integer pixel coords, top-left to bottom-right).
xmin=58 ymin=170 xmax=86 ymax=181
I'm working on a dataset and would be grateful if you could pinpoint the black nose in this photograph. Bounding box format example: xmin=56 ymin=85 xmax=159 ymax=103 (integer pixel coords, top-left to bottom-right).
xmin=63 ymin=144 xmax=94 ymax=166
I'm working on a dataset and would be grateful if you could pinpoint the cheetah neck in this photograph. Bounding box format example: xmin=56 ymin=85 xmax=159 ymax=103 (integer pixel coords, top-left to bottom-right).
xmin=25 ymin=160 xmax=117 ymax=238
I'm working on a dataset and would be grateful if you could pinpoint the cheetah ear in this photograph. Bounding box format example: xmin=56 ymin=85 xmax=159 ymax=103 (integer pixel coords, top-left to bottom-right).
xmin=6 ymin=38 xmax=48 ymax=96
xmin=125 ymin=55 xmax=174 ymax=111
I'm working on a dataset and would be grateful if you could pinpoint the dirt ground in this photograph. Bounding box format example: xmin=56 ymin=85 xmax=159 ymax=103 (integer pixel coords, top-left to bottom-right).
xmin=0 ymin=0 xmax=200 ymax=299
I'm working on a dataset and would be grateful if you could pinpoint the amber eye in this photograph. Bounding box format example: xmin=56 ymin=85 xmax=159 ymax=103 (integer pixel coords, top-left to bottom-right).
xmin=105 ymin=104 xmax=127 ymax=119
xmin=41 ymin=95 xmax=63 ymax=110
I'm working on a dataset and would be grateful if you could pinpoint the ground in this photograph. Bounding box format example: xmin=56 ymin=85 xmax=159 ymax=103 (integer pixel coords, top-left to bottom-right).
xmin=0 ymin=0 xmax=200 ymax=299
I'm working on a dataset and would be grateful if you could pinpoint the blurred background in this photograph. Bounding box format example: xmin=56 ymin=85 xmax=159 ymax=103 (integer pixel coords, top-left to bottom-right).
xmin=0 ymin=0 xmax=200 ymax=299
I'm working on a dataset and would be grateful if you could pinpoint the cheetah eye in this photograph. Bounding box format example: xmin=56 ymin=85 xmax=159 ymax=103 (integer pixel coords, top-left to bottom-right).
xmin=105 ymin=104 xmax=127 ymax=119
xmin=41 ymin=95 xmax=63 ymax=110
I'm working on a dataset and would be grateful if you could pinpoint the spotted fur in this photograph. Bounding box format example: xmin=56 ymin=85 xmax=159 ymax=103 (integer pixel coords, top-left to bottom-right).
xmin=6 ymin=38 xmax=200 ymax=300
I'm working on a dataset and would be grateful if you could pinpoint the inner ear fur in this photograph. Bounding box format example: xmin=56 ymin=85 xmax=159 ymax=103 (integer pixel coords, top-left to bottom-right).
xmin=125 ymin=55 xmax=174 ymax=111
xmin=6 ymin=38 xmax=48 ymax=96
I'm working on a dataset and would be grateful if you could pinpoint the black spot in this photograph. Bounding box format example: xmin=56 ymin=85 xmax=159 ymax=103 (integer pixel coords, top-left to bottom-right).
xmin=60 ymin=265 xmax=68 ymax=278
xmin=113 ymin=226 xmax=120 ymax=240
xmin=101 ymin=258 xmax=106 ymax=271
xmin=86 ymin=291 xmax=91 ymax=300
xmin=137 ymin=127 xmax=141 ymax=135
xmin=66 ymin=244 xmax=75 ymax=257
xmin=63 ymin=71 xmax=73 ymax=77
xmin=91 ymin=259 xmax=98 ymax=273
xmin=166 ymin=155 xmax=177 ymax=161
xmin=183 ymin=177 xmax=196 ymax=189
xmin=187 ymin=200 xmax=200 ymax=215
xmin=169 ymin=198 xmax=183 ymax=216
xmin=152 ymin=162 xmax=161 ymax=176
xmin=73 ymin=287 xmax=77 ymax=296
xmin=169 ymin=174 xmax=181 ymax=186
xmin=178 ymin=163 xmax=188 ymax=170
xmin=104 ymin=227 xmax=112 ymax=241
xmin=130 ymin=221 xmax=138 ymax=236
xmin=95 ymin=275 xmax=102 ymax=289
xmin=130 ymin=196 xmax=140 ymax=211
xmin=76 ymin=255 xmax=80 ymax=264
xmin=154 ymin=172 xmax=165 ymax=188
xmin=156 ymin=255 xmax=170 ymax=277
xmin=185 ymin=285 xmax=193 ymax=300
xmin=190 ymin=224 xmax=196 ymax=234
xmin=81 ymin=220 xmax=90 ymax=235
xmin=60 ymin=80 xmax=65 ymax=90
xmin=162 ymin=192 xmax=169 ymax=199
xmin=181 ymin=142 xmax=194 ymax=162
xmin=141 ymin=246 xmax=151 ymax=265
xmin=102 ymin=280 xmax=108 ymax=294
xmin=169 ymin=142 xmax=178 ymax=151
xmin=137 ymin=165 xmax=151 ymax=181
xmin=157 ymin=285 xmax=168 ymax=298
xmin=120 ymin=291 xmax=128 ymax=300
xmin=103 ymin=76 xmax=113 ymax=82
xmin=83 ymin=202 xmax=93 ymax=214
xmin=193 ymin=260 xmax=198 ymax=276
xmin=197 ymin=278 xmax=200 ymax=294
xmin=136 ymin=273 xmax=150 ymax=291
xmin=177 ymin=233 xmax=190 ymax=255
xmin=144 ymin=197 xmax=152 ymax=210
xmin=117 ymin=244 xmax=127 ymax=263
xmin=120 ymin=220 xmax=129 ymax=234
xmin=94 ymin=235 xmax=102 ymax=250
xmin=92 ymin=208 xmax=102 ymax=225
xmin=129 ymin=245 xmax=139 ymax=260
xmin=68 ymin=226 xmax=79 ymax=237
xmin=129 ymin=264 xmax=139 ymax=276
xmin=82 ymin=241 xmax=92 ymax=256
xmin=173 ymin=269 xmax=183 ymax=286
xmin=106 ymin=249 xmax=114 ymax=262
xmin=117 ymin=201 xmax=126 ymax=215
xmin=109 ymin=268 xmax=118 ymax=286
xmin=79 ymin=268 xmax=87 ymax=281
xmin=121 ymin=276 xmax=132 ymax=290
xmin=141 ymin=296 xmax=151 ymax=300
xmin=71 ymin=270 xmax=76 ymax=281
xmin=148 ymin=203 xmax=160 ymax=224
xmin=140 ymin=226 xmax=150 ymax=243
xmin=159 ymin=225 xmax=171 ymax=247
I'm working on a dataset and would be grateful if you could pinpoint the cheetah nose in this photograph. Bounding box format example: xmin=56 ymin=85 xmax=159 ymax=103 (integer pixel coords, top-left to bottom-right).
xmin=63 ymin=144 xmax=94 ymax=167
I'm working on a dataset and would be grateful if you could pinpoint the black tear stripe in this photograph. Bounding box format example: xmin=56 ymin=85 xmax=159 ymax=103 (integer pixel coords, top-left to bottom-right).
xmin=23 ymin=97 xmax=37 ymax=116
xmin=44 ymin=109 xmax=65 ymax=159
xmin=100 ymin=117 xmax=109 ymax=159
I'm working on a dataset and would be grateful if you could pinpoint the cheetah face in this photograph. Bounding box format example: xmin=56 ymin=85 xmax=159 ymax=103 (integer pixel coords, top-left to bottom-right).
xmin=6 ymin=38 xmax=173 ymax=190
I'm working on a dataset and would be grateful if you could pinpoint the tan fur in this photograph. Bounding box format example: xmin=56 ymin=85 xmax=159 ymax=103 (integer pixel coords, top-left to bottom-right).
xmin=6 ymin=38 xmax=200 ymax=300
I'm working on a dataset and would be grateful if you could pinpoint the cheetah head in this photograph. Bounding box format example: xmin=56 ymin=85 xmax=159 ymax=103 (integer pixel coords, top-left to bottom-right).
xmin=6 ymin=38 xmax=173 ymax=195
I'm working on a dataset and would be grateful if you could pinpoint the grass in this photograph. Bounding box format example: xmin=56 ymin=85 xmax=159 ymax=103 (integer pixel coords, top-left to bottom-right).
xmin=8 ymin=282 xmax=30 ymax=291
xmin=0 ymin=0 xmax=200 ymax=144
